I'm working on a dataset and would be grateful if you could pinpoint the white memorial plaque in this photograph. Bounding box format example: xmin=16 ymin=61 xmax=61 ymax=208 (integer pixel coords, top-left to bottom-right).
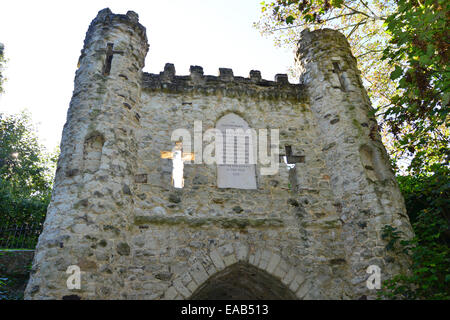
xmin=216 ymin=113 xmax=257 ymax=189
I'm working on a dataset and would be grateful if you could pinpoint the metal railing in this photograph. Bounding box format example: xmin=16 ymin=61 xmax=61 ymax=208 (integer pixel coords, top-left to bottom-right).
xmin=0 ymin=219 xmax=44 ymax=249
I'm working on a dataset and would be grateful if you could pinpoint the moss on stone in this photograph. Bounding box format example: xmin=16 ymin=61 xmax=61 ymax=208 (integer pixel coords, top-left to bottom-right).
xmin=89 ymin=109 xmax=101 ymax=119
xmin=352 ymin=118 xmax=365 ymax=137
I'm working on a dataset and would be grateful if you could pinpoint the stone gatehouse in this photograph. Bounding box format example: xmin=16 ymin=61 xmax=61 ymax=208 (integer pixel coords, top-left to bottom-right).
xmin=25 ymin=8 xmax=413 ymax=300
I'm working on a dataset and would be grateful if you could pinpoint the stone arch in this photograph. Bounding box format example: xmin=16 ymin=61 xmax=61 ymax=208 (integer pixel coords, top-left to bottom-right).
xmin=190 ymin=262 xmax=296 ymax=299
xmin=163 ymin=246 xmax=309 ymax=300
xmin=213 ymin=110 xmax=254 ymax=128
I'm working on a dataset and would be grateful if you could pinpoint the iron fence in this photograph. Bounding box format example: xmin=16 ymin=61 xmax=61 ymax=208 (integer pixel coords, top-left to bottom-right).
xmin=0 ymin=219 xmax=44 ymax=249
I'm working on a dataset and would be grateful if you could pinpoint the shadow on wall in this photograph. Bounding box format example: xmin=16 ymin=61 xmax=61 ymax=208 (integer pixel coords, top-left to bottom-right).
xmin=0 ymin=250 xmax=34 ymax=300
xmin=359 ymin=144 xmax=390 ymax=182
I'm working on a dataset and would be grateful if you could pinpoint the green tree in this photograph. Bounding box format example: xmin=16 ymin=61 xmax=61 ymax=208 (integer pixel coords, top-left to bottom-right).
xmin=0 ymin=111 xmax=58 ymax=225
xmin=381 ymin=166 xmax=450 ymax=299
xmin=382 ymin=0 xmax=449 ymax=174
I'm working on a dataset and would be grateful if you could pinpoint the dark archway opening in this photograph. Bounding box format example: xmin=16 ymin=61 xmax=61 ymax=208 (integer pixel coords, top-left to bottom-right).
xmin=190 ymin=262 xmax=297 ymax=300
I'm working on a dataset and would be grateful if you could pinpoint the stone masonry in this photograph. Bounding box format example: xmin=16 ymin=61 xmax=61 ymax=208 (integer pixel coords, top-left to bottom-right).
xmin=24 ymin=8 xmax=413 ymax=299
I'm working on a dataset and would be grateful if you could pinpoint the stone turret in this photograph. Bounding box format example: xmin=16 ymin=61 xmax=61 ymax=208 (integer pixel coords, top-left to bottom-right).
xmin=25 ymin=10 xmax=414 ymax=300
xmin=25 ymin=8 xmax=149 ymax=299
xmin=296 ymin=29 xmax=413 ymax=298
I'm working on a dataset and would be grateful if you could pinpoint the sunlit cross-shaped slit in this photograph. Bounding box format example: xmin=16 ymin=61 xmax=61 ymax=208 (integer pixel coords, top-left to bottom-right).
xmin=160 ymin=141 xmax=195 ymax=188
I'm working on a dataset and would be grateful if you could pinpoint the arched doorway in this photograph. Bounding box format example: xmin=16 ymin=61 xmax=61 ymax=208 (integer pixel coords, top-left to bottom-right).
xmin=190 ymin=262 xmax=297 ymax=300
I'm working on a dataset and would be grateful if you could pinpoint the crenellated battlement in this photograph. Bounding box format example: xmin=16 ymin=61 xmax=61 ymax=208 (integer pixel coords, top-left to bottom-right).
xmin=142 ymin=63 xmax=305 ymax=100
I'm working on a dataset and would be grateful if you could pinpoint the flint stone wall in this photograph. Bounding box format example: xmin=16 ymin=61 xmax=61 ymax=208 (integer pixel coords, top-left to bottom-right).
xmin=24 ymin=9 xmax=413 ymax=300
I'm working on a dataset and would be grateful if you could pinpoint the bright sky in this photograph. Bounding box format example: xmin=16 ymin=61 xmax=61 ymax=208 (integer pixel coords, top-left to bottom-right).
xmin=0 ymin=0 xmax=295 ymax=152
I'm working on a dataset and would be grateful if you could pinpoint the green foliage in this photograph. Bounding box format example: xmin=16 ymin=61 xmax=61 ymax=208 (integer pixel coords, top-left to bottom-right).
xmin=380 ymin=167 xmax=450 ymax=299
xmin=382 ymin=0 xmax=449 ymax=174
xmin=381 ymin=224 xmax=406 ymax=252
xmin=0 ymin=112 xmax=58 ymax=226
xmin=256 ymin=1 xmax=448 ymax=174
xmin=256 ymin=1 xmax=396 ymax=116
